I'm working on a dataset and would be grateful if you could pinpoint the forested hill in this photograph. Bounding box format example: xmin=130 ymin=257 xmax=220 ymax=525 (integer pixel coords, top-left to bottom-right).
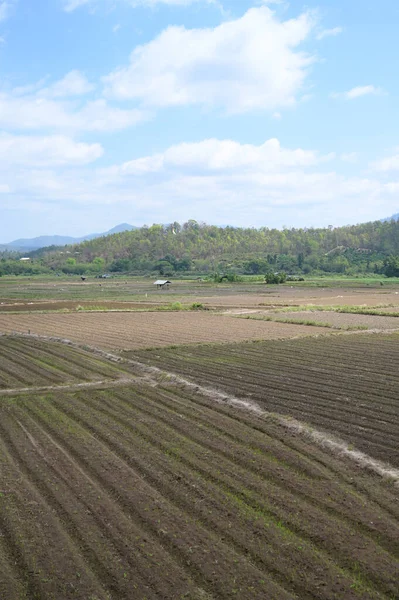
xmin=32 ymin=218 xmax=399 ymax=277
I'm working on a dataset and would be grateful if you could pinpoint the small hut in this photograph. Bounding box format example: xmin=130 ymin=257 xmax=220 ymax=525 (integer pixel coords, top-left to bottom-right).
xmin=154 ymin=279 xmax=171 ymax=289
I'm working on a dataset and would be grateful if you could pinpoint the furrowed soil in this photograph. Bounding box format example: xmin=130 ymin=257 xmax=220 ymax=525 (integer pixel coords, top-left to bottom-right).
xmin=132 ymin=333 xmax=399 ymax=468
xmin=0 ymin=337 xmax=398 ymax=599
xmin=264 ymin=310 xmax=399 ymax=330
xmin=0 ymin=336 xmax=130 ymax=388
xmin=0 ymin=312 xmax=330 ymax=349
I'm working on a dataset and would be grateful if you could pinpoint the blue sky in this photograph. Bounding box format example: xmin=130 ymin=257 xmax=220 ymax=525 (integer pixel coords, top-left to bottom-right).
xmin=0 ymin=0 xmax=398 ymax=241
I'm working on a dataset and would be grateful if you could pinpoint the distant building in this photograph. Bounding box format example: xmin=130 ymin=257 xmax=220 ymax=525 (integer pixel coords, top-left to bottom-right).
xmin=154 ymin=279 xmax=171 ymax=289
xmin=19 ymin=257 xmax=30 ymax=261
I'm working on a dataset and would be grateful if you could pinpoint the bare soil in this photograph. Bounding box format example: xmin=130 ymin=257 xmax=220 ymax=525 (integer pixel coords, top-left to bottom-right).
xmin=269 ymin=310 xmax=399 ymax=330
xmin=0 ymin=338 xmax=398 ymax=599
xmin=132 ymin=333 xmax=399 ymax=468
xmin=0 ymin=312 xmax=329 ymax=350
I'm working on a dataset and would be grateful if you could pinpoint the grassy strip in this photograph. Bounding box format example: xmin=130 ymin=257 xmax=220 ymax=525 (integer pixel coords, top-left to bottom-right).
xmin=237 ymin=314 xmax=368 ymax=331
xmin=0 ymin=302 xmax=209 ymax=314
xmin=270 ymin=304 xmax=399 ymax=316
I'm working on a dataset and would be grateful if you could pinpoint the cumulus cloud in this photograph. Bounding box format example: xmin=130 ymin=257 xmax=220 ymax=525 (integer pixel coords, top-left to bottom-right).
xmin=103 ymin=7 xmax=316 ymax=113
xmin=40 ymin=71 xmax=94 ymax=98
xmin=3 ymin=137 xmax=398 ymax=229
xmin=108 ymin=138 xmax=333 ymax=176
xmin=332 ymin=85 xmax=384 ymax=100
xmin=371 ymin=150 xmax=399 ymax=172
xmin=0 ymin=133 xmax=103 ymax=167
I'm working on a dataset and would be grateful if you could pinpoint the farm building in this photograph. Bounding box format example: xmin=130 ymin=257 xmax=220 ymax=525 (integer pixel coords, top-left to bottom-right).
xmin=154 ymin=279 xmax=171 ymax=289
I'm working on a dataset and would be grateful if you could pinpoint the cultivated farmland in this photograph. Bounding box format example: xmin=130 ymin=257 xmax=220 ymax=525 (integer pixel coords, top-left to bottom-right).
xmin=0 ymin=311 xmax=330 ymax=350
xmin=133 ymin=333 xmax=399 ymax=467
xmin=263 ymin=310 xmax=399 ymax=330
xmin=0 ymin=338 xmax=398 ymax=599
xmin=0 ymin=336 xmax=129 ymax=389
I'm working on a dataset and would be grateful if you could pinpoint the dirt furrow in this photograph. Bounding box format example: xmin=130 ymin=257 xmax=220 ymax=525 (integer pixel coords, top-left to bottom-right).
xmin=19 ymin=393 xmax=293 ymax=600
xmin=47 ymin=387 xmax=399 ymax=598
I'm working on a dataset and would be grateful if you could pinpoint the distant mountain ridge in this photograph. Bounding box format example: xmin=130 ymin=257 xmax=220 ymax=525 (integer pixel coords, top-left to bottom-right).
xmin=0 ymin=223 xmax=137 ymax=252
xmin=381 ymin=213 xmax=399 ymax=222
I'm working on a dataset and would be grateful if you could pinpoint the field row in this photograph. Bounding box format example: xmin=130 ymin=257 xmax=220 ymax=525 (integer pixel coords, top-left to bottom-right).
xmin=0 ymin=336 xmax=128 ymax=389
xmin=264 ymin=310 xmax=399 ymax=330
xmin=1 ymin=376 xmax=398 ymax=600
xmin=0 ymin=312 xmax=329 ymax=350
xmin=133 ymin=333 xmax=399 ymax=467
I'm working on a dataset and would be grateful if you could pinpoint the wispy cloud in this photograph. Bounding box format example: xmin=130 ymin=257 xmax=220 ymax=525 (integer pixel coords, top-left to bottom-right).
xmin=63 ymin=0 xmax=91 ymax=12
xmin=331 ymin=85 xmax=384 ymax=100
xmin=0 ymin=1 xmax=15 ymax=22
xmin=0 ymin=71 xmax=147 ymax=133
xmin=64 ymin=0 xmax=216 ymax=11
xmin=316 ymin=26 xmax=343 ymax=40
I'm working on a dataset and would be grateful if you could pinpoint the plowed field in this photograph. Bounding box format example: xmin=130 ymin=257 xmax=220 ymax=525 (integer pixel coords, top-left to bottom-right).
xmin=266 ymin=310 xmax=399 ymax=330
xmin=133 ymin=333 xmax=399 ymax=467
xmin=0 ymin=336 xmax=128 ymax=389
xmin=0 ymin=312 xmax=329 ymax=349
xmin=0 ymin=338 xmax=398 ymax=599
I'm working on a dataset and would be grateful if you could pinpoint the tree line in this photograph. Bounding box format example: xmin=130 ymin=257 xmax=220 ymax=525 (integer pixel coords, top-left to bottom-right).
xmin=1 ymin=219 xmax=399 ymax=277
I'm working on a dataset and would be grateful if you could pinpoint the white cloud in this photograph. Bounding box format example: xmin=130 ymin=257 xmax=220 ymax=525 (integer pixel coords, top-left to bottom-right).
xmin=0 ymin=91 xmax=146 ymax=133
xmin=109 ymin=138 xmax=333 ymax=176
xmin=3 ymin=137 xmax=398 ymax=229
xmin=103 ymin=7 xmax=316 ymax=113
xmin=371 ymin=150 xmax=399 ymax=172
xmin=0 ymin=133 xmax=103 ymax=167
xmin=63 ymin=0 xmax=91 ymax=12
xmin=0 ymin=1 xmax=15 ymax=22
xmin=64 ymin=0 xmax=214 ymax=10
xmin=316 ymin=26 xmax=343 ymax=40
xmin=332 ymin=85 xmax=384 ymax=100
xmin=41 ymin=71 xmax=94 ymax=98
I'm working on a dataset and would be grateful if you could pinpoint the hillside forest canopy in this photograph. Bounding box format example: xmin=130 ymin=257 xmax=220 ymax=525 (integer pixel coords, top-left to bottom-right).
xmin=2 ymin=219 xmax=399 ymax=278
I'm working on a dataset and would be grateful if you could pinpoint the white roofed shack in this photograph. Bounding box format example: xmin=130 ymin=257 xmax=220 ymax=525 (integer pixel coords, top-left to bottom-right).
xmin=154 ymin=280 xmax=171 ymax=289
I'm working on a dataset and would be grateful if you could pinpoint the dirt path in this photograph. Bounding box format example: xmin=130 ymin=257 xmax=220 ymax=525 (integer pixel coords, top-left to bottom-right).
xmin=0 ymin=377 xmax=138 ymax=397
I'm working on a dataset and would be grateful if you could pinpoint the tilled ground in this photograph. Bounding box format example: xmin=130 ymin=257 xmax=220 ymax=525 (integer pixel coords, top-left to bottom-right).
xmin=132 ymin=333 xmax=399 ymax=467
xmin=0 ymin=336 xmax=128 ymax=388
xmin=0 ymin=311 xmax=330 ymax=350
xmin=0 ymin=339 xmax=398 ymax=599
xmin=267 ymin=310 xmax=399 ymax=330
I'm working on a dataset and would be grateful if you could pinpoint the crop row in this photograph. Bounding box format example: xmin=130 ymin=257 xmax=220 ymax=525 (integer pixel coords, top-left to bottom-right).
xmin=132 ymin=333 xmax=399 ymax=466
xmin=0 ymin=336 xmax=128 ymax=388
xmin=0 ymin=379 xmax=398 ymax=599
xmin=0 ymin=312 xmax=329 ymax=350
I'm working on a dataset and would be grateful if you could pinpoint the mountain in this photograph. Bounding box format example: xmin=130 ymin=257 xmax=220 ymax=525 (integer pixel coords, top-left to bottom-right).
xmin=381 ymin=213 xmax=399 ymax=222
xmin=1 ymin=223 xmax=138 ymax=252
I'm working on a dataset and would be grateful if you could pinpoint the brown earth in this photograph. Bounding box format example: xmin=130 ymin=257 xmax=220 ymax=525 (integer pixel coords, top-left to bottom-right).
xmin=0 ymin=312 xmax=330 ymax=350
xmin=132 ymin=333 xmax=399 ymax=468
xmin=266 ymin=310 xmax=399 ymax=330
xmin=0 ymin=300 xmax=163 ymax=312
xmin=0 ymin=336 xmax=128 ymax=388
xmin=0 ymin=338 xmax=398 ymax=599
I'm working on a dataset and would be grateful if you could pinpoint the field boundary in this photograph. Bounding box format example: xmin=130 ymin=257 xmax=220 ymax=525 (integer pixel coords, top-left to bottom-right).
xmin=3 ymin=332 xmax=399 ymax=486
xmin=0 ymin=376 xmax=138 ymax=397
